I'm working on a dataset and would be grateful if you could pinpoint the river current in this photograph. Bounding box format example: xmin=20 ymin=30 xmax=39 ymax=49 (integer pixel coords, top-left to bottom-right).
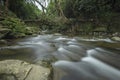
xmin=0 ymin=34 xmax=120 ymax=80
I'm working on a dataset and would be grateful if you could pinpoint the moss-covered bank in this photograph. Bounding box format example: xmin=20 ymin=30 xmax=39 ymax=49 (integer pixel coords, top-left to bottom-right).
xmin=0 ymin=17 xmax=40 ymax=40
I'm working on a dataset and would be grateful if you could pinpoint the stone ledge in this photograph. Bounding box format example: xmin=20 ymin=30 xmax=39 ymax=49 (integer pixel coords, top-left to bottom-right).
xmin=0 ymin=60 xmax=50 ymax=80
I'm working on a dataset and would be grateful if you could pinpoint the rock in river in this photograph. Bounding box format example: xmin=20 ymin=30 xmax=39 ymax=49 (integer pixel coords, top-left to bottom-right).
xmin=0 ymin=39 xmax=7 ymax=45
xmin=0 ymin=60 xmax=50 ymax=80
xmin=111 ymin=37 xmax=120 ymax=41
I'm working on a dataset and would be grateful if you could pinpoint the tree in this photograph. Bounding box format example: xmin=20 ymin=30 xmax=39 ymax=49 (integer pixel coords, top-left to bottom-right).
xmin=5 ymin=0 xmax=8 ymax=11
xmin=47 ymin=0 xmax=67 ymax=20
xmin=8 ymin=0 xmax=41 ymax=19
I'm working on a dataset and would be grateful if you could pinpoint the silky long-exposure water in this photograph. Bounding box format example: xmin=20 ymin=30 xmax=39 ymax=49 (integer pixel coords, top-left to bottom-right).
xmin=0 ymin=34 xmax=120 ymax=80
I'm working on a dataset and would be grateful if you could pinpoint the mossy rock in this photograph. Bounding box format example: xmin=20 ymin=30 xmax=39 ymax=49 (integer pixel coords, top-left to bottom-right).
xmin=25 ymin=27 xmax=40 ymax=35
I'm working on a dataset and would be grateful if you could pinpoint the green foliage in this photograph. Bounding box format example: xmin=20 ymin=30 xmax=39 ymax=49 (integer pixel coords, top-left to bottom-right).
xmin=62 ymin=0 xmax=75 ymax=18
xmin=1 ymin=17 xmax=26 ymax=38
xmin=61 ymin=0 xmax=120 ymax=33
xmin=8 ymin=0 xmax=41 ymax=19
xmin=47 ymin=1 xmax=57 ymax=17
xmin=63 ymin=0 xmax=120 ymax=18
xmin=81 ymin=22 xmax=94 ymax=32
xmin=25 ymin=27 xmax=40 ymax=35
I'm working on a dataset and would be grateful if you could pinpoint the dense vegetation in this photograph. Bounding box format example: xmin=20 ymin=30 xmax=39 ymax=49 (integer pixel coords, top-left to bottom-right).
xmin=0 ymin=0 xmax=120 ymax=39
xmin=0 ymin=0 xmax=41 ymax=38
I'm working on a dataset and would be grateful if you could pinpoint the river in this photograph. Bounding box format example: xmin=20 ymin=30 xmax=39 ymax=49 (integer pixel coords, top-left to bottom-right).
xmin=0 ymin=34 xmax=120 ymax=80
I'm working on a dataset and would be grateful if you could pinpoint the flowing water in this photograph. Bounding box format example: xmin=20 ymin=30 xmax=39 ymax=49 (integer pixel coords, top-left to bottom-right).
xmin=0 ymin=34 xmax=120 ymax=80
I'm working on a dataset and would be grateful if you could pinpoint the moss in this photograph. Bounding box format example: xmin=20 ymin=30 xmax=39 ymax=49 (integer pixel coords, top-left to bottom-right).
xmin=25 ymin=27 xmax=40 ymax=35
xmin=0 ymin=17 xmax=40 ymax=39
xmin=1 ymin=17 xmax=26 ymax=38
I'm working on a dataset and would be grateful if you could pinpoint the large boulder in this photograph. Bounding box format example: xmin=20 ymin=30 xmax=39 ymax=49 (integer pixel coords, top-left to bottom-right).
xmin=0 ymin=60 xmax=50 ymax=80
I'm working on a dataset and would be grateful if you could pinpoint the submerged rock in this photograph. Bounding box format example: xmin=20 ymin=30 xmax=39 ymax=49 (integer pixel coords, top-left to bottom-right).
xmin=0 ymin=60 xmax=50 ymax=80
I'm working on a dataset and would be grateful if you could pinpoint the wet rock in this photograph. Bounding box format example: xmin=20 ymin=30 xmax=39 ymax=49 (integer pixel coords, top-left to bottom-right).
xmin=0 ymin=39 xmax=7 ymax=44
xmin=0 ymin=28 xmax=10 ymax=34
xmin=111 ymin=37 xmax=120 ymax=41
xmin=112 ymin=32 xmax=120 ymax=36
xmin=32 ymin=34 xmax=38 ymax=37
xmin=0 ymin=60 xmax=50 ymax=80
xmin=54 ymin=33 xmax=62 ymax=36
xmin=35 ymin=55 xmax=58 ymax=68
xmin=50 ymin=43 xmax=56 ymax=48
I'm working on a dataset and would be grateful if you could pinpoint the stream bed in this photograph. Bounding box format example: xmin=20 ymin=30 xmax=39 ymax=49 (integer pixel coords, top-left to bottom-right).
xmin=0 ymin=34 xmax=120 ymax=80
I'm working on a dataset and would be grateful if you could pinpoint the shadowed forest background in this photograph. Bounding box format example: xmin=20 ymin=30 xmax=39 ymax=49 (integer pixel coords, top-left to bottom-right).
xmin=0 ymin=0 xmax=120 ymax=38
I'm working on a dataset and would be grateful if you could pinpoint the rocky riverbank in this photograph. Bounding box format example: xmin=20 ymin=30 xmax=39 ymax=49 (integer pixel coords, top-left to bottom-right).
xmin=0 ymin=60 xmax=50 ymax=80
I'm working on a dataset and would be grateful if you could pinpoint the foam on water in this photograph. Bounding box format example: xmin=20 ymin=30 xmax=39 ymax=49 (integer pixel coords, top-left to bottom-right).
xmin=53 ymin=53 xmax=120 ymax=80
xmin=67 ymin=41 xmax=74 ymax=44
xmin=71 ymin=38 xmax=77 ymax=42
xmin=55 ymin=37 xmax=77 ymax=41
xmin=0 ymin=45 xmax=30 ymax=49
xmin=53 ymin=60 xmax=73 ymax=67
xmin=57 ymin=46 xmax=81 ymax=60
xmin=53 ymin=60 xmax=100 ymax=80
xmin=19 ymin=41 xmax=43 ymax=45
xmin=79 ymin=38 xmax=115 ymax=43
xmin=87 ymin=49 xmax=97 ymax=56
xmin=55 ymin=37 xmax=70 ymax=41
xmin=82 ymin=57 xmax=120 ymax=79
xmin=58 ymin=47 xmax=72 ymax=54
xmin=95 ymin=47 xmax=114 ymax=54
xmin=68 ymin=45 xmax=80 ymax=49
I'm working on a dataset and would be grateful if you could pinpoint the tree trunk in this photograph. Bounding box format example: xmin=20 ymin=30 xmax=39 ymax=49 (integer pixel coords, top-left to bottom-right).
xmin=54 ymin=0 xmax=66 ymax=19
xmin=111 ymin=0 xmax=116 ymax=9
xmin=35 ymin=0 xmax=47 ymax=15
xmin=5 ymin=0 xmax=9 ymax=14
